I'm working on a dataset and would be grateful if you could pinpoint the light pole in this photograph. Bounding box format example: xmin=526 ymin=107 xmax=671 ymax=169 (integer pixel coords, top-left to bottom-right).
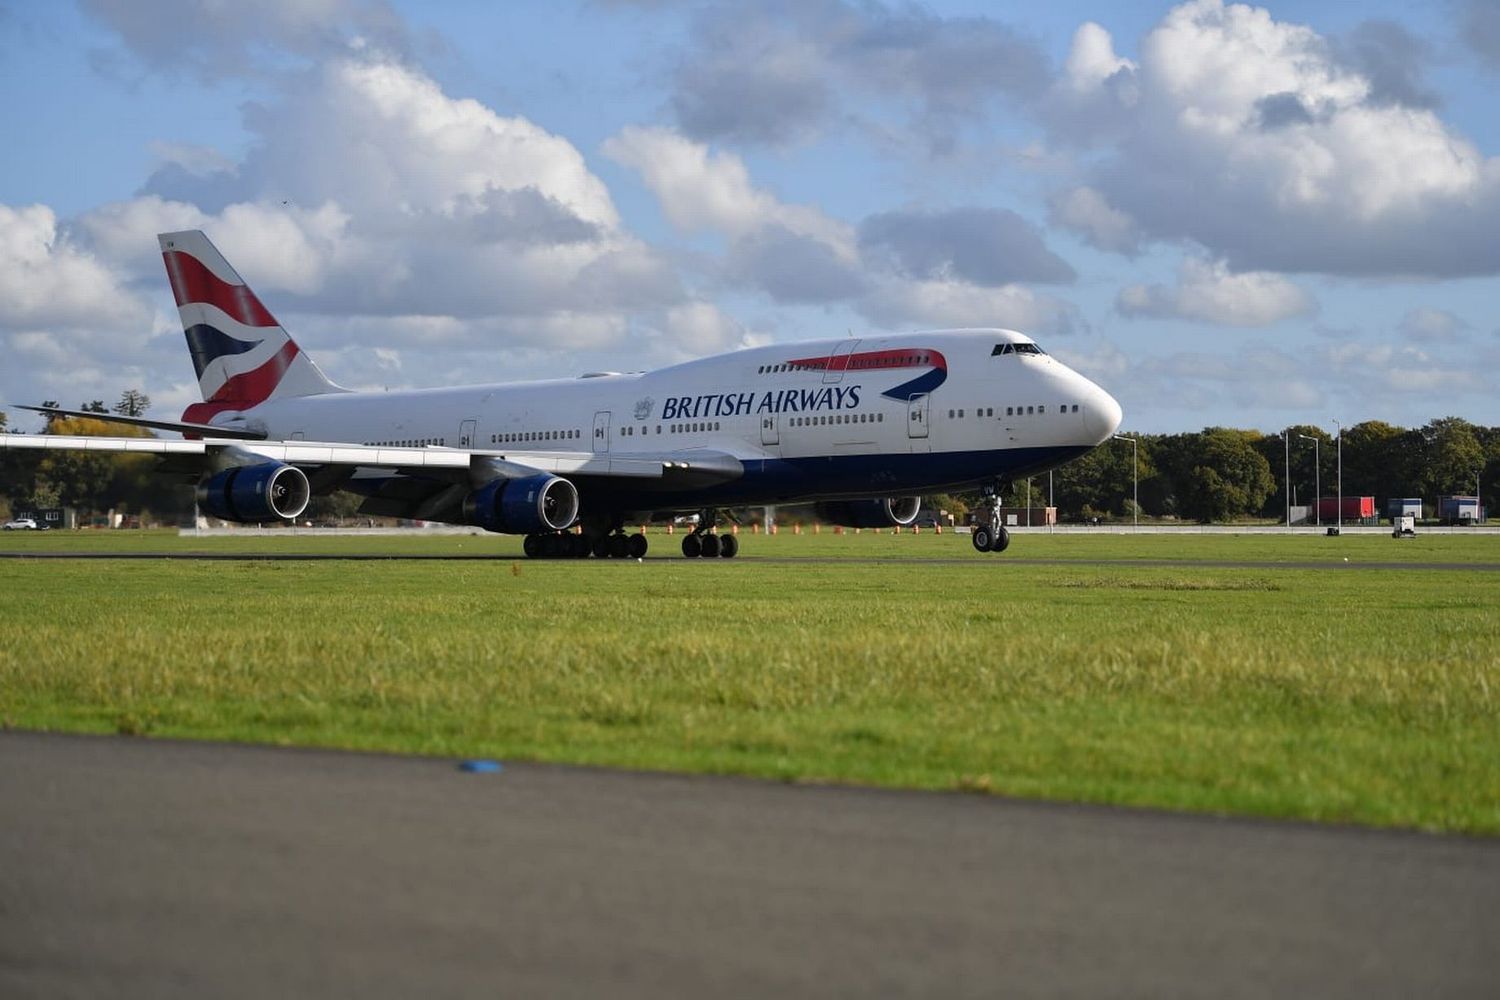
xmin=1283 ymin=430 xmax=1290 ymax=532
xmin=1333 ymin=418 xmax=1343 ymax=534
xmin=1113 ymin=433 xmax=1138 ymax=530
xmin=1298 ymin=433 xmax=1320 ymax=527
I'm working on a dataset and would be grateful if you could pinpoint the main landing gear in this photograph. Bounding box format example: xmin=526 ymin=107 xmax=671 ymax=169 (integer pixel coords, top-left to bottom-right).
xmin=971 ymin=484 xmax=1011 ymax=555
xmin=522 ymin=528 xmax=647 ymax=559
xmin=681 ymin=509 xmax=739 ymax=559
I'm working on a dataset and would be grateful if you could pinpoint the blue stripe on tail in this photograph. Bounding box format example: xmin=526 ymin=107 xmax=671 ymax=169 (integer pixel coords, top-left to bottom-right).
xmin=184 ymin=324 xmax=263 ymax=379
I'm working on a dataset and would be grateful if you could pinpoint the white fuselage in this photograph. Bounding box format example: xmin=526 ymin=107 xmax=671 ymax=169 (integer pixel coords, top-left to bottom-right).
xmin=223 ymin=329 xmax=1121 ymax=510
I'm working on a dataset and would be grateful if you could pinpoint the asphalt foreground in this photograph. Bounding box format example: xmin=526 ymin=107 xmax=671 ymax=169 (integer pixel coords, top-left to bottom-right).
xmin=1 ymin=733 xmax=1495 ymax=999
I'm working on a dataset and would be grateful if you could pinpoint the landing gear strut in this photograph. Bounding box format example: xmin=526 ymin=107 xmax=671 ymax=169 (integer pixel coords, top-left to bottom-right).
xmin=971 ymin=484 xmax=1011 ymax=554
xmin=681 ymin=509 xmax=739 ymax=558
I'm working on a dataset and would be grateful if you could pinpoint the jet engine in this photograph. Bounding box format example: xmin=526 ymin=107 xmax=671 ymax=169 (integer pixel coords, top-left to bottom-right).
xmin=813 ymin=496 xmax=921 ymax=528
xmin=196 ymin=462 xmax=311 ymax=523
xmin=464 ymin=474 xmax=579 ymax=535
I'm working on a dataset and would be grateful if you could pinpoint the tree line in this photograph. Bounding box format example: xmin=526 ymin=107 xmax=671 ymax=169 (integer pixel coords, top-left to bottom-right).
xmin=1047 ymin=418 xmax=1498 ymax=522
xmin=2 ymin=395 xmax=1497 ymax=524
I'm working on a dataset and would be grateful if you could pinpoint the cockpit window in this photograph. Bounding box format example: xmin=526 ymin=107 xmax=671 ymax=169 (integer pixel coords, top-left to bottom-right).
xmin=991 ymin=342 xmax=1045 ymax=356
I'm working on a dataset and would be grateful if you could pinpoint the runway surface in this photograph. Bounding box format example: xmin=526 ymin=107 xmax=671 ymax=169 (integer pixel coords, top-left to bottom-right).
xmin=2 ymin=550 xmax=1497 ymax=571
xmin=2 ymin=732 xmax=1495 ymax=998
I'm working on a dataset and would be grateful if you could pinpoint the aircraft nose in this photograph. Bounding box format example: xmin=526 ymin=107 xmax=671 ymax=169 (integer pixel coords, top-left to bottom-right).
xmin=1082 ymin=385 xmax=1123 ymax=444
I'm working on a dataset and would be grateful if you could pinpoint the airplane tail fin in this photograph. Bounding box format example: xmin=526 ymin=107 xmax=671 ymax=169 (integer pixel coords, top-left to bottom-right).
xmin=158 ymin=231 xmax=345 ymax=419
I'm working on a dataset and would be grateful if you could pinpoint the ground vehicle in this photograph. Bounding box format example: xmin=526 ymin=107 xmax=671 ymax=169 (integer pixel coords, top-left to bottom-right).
xmin=3 ymin=518 xmax=39 ymax=530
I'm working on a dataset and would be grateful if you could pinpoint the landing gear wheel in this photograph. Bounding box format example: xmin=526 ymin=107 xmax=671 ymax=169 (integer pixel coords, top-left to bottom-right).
xmin=681 ymin=534 xmax=702 ymax=558
xmin=571 ymin=533 xmax=591 ymax=558
xmin=971 ymin=526 xmax=993 ymax=552
xmin=524 ymin=534 xmax=542 ymax=558
xmin=627 ymin=533 xmax=648 ymax=559
xmin=591 ymin=534 xmax=611 ymax=559
xmin=608 ymin=533 xmax=629 ymax=559
xmin=700 ymin=533 xmax=721 ymax=558
xmin=991 ymin=526 xmax=1010 ymax=553
xmin=718 ymin=534 xmax=738 ymax=558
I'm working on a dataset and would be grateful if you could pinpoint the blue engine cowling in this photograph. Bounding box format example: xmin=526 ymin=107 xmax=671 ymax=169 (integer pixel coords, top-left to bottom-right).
xmin=196 ymin=462 xmax=311 ymax=523
xmin=814 ymin=496 xmax=921 ymax=528
xmin=464 ymin=474 xmax=579 ymax=534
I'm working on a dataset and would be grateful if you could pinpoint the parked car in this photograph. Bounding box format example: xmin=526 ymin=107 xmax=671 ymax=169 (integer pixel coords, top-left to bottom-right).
xmin=3 ymin=518 xmax=39 ymax=530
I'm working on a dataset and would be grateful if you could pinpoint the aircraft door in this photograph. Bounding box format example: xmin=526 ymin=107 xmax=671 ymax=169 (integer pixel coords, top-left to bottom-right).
xmin=459 ymin=419 xmax=476 ymax=449
xmin=823 ymin=339 xmax=860 ymax=383
xmin=760 ymin=413 xmax=780 ymax=446
xmin=592 ymin=411 xmax=611 ymax=454
xmin=907 ymin=394 xmax=930 ymax=444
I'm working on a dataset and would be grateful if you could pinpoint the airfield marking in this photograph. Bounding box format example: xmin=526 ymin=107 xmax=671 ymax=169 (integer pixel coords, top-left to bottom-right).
xmin=1 ymin=550 xmax=1497 ymax=571
xmin=1 ymin=731 xmax=1494 ymax=999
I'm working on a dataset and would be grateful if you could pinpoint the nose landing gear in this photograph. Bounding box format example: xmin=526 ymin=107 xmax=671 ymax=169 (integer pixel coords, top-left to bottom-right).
xmin=971 ymin=484 xmax=1012 ymax=554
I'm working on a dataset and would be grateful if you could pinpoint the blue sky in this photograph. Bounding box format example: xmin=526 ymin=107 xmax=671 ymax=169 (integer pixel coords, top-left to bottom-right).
xmin=2 ymin=0 xmax=1498 ymax=435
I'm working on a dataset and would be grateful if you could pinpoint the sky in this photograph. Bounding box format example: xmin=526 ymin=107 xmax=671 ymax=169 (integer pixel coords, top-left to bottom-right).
xmin=2 ymin=0 xmax=1499 ymax=436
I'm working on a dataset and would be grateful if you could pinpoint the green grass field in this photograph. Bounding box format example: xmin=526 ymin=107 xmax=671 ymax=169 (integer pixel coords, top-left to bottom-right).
xmin=2 ymin=529 xmax=1497 ymax=834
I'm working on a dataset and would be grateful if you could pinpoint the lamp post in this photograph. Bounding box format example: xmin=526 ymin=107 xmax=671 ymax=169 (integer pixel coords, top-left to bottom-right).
xmin=1113 ymin=433 xmax=1138 ymax=530
xmin=1298 ymin=433 xmax=1320 ymax=527
xmin=1283 ymin=430 xmax=1290 ymax=532
xmin=1333 ymin=418 xmax=1343 ymax=534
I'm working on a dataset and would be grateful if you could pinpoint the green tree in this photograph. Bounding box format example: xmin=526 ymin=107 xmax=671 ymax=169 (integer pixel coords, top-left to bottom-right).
xmin=1340 ymin=420 xmax=1411 ymax=503
xmin=81 ymin=400 xmax=108 ymax=414
xmin=1168 ymin=428 xmax=1275 ymax=522
xmin=1417 ymin=417 xmax=1484 ymax=496
xmin=115 ymin=389 xmax=151 ymax=417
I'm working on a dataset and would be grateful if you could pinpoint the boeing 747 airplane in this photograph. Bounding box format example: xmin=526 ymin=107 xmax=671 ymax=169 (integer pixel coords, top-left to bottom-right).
xmin=2 ymin=231 xmax=1122 ymax=558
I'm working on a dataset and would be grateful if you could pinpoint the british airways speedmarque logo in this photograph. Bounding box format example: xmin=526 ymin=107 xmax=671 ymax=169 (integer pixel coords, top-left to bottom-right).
xmin=785 ymin=347 xmax=948 ymax=401
xmin=658 ymin=347 xmax=947 ymax=420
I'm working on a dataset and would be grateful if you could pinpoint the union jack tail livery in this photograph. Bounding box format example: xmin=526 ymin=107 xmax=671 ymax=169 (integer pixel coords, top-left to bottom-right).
xmin=159 ymin=230 xmax=345 ymax=423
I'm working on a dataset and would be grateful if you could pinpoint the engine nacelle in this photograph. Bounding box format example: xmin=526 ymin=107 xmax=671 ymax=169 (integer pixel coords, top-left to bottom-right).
xmin=814 ymin=496 xmax=921 ymax=528
xmin=196 ymin=462 xmax=310 ymax=523
xmin=464 ymin=474 xmax=579 ymax=535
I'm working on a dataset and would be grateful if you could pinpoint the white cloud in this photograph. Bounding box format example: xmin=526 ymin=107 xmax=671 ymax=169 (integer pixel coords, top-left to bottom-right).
xmin=0 ymin=204 xmax=151 ymax=333
xmin=603 ymin=125 xmax=849 ymax=248
xmin=1048 ymin=186 xmax=1141 ymax=255
xmin=1117 ymin=257 xmax=1315 ymax=327
xmin=1397 ymin=307 xmax=1467 ymax=342
xmin=857 ymin=278 xmax=1077 ymax=334
xmin=1052 ymin=0 xmax=1500 ymax=278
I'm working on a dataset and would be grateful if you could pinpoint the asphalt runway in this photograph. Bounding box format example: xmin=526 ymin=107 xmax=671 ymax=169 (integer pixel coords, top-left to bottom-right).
xmin=1 ymin=732 xmax=1495 ymax=998
xmin=2 ymin=550 xmax=1497 ymax=571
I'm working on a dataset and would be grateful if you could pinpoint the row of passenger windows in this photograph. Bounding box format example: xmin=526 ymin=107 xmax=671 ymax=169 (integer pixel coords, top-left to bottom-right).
xmin=790 ymin=413 xmax=884 ymax=427
xmin=364 ymin=438 xmax=445 ymax=447
xmin=947 ymin=404 xmax=1081 ymax=419
xmin=619 ymin=422 xmax=724 ymax=436
xmin=492 ymin=429 xmax=580 ymax=444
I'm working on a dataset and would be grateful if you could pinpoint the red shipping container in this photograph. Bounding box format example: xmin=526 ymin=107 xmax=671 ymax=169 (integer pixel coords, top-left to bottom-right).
xmin=1315 ymin=496 xmax=1375 ymax=520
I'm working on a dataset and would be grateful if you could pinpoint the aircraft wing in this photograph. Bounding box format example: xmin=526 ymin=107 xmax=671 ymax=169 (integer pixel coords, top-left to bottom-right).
xmin=0 ymin=434 xmax=743 ymax=486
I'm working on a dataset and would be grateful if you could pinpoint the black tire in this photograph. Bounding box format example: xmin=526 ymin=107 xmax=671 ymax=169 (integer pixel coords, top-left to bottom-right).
xmin=971 ymin=526 xmax=992 ymax=552
xmin=627 ymin=533 xmax=648 ymax=559
xmin=681 ymin=534 xmax=702 ymax=558
xmin=523 ymin=534 xmax=541 ymax=559
xmin=992 ymin=526 xmax=1010 ymax=553
xmin=608 ymin=533 xmax=629 ymax=558
xmin=571 ymin=533 xmax=592 ymax=558
xmin=718 ymin=534 xmax=739 ymax=558
xmin=591 ymin=534 xmax=611 ymax=558
xmin=699 ymin=533 xmax=721 ymax=558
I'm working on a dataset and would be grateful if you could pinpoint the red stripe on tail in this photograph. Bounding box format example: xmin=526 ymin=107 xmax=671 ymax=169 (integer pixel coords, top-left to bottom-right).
xmin=163 ymin=250 xmax=280 ymax=328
